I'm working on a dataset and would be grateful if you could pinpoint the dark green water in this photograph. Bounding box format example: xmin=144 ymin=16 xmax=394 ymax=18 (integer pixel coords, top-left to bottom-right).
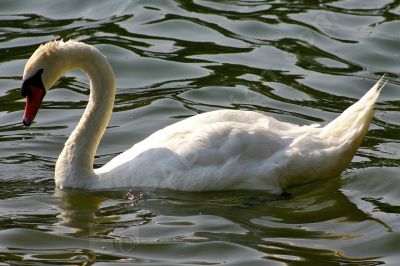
xmin=0 ymin=0 xmax=399 ymax=265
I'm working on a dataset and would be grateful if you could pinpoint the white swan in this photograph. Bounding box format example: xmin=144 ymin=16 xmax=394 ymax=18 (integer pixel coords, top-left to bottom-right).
xmin=21 ymin=40 xmax=386 ymax=193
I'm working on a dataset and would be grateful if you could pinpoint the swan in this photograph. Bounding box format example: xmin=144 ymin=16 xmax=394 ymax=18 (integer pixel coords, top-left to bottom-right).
xmin=20 ymin=40 xmax=386 ymax=193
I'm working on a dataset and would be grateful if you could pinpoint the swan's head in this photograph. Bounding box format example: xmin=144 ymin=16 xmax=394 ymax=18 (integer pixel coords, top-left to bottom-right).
xmin=21 ymin=40 xmax=75 ymax=126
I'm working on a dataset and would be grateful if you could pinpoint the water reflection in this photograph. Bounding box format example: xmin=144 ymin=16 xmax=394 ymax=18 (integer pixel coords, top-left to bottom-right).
xmin=54 ymin=189 xmax=107 ymax=236
xmin=1 ymin=0 xmax=399 ymax=264
xmin=52 ymin=178 xmax=393 ymax=263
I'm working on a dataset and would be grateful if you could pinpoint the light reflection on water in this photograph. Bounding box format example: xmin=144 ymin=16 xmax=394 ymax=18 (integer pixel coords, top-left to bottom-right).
xmin=0 ymin=0 xmax=399 ymax=264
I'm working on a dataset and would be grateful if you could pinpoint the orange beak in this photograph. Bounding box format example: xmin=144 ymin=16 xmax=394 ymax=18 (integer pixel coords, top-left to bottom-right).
xmin=22 ymin=85 xmax=45 ymax=126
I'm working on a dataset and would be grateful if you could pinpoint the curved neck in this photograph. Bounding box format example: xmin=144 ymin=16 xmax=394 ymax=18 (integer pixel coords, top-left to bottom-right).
xmin=55 ymin=44 xmax=115 ymax=188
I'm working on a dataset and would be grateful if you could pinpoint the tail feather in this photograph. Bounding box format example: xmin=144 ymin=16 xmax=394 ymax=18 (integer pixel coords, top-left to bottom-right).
xmin=322 ymin=75 xmax=386 ymax=137
xmin=374 ymin=74 xmax=387 ymax=92
xmin=304 ymin=75 xmax=388 ymax=179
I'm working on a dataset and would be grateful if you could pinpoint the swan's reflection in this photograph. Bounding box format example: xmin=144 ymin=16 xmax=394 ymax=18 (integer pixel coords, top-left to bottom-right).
xmin=54 ymin=178 xmax=392 ymax=238
xmin=54 ymin=188 xmax=112 ymax=237
xmin=53 ymin=178 xmax=394 ymax=263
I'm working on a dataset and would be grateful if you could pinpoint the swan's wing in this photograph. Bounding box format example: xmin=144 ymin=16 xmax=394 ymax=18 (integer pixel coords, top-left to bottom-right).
xmin=95 ymin=112 xmax=298 ymax=191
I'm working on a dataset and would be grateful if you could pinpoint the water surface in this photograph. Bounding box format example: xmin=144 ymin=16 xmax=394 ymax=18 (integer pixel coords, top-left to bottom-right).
xmin=0 ymin=0 xmax=399 ymax=265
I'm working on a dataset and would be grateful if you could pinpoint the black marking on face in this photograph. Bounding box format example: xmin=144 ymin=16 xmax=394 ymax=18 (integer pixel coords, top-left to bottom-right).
xmin=21 ymin=69 xmax=45 ymax=99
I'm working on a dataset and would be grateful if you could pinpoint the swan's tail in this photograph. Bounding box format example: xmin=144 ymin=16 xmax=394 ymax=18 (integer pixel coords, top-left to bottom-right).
xmin=281 ymin=75 xmax=386 ymax=187
xmin=321 ymin=74 xmax=386 ymax=144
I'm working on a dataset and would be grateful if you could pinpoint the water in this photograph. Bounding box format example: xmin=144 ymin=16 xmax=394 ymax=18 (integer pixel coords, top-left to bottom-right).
xmin=0 ymin=0 xmax=399 ymax=264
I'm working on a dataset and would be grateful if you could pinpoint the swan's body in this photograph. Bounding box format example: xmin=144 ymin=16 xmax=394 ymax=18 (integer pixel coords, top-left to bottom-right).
xmin=21 ymin=40 xmax=386 ymax=193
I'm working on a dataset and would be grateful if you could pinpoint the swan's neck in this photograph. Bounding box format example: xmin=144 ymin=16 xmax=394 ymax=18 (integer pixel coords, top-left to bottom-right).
xmin=55 ymin=45 xmax=115 ymax=188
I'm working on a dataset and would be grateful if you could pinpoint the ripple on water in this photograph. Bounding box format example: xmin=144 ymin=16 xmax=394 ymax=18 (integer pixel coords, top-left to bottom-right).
xmin=0 ymin=0 xmax=399 ymax=265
